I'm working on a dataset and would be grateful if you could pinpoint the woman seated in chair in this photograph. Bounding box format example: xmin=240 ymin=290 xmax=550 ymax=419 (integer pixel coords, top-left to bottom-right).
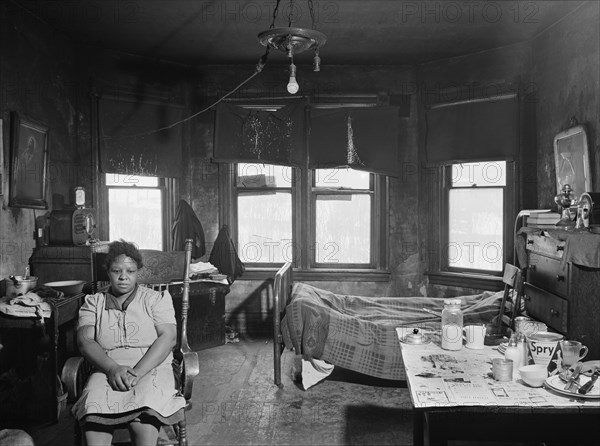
xmin=72 ymin=240 xmax=185 ymax=446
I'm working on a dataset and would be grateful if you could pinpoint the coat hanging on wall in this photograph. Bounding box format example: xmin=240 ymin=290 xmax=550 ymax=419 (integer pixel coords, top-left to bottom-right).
xmin=209 ymin=224 xmax=245 ymax=284
xmin=171 ymin=200 xmax=206 ymax=258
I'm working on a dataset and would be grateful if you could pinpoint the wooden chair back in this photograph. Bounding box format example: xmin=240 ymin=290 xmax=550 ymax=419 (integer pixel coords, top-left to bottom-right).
xmin=496 ymin=263 xmax=524 ymax=331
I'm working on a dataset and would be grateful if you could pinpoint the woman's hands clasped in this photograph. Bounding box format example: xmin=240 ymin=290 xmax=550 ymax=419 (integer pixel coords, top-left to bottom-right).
xmin=107 ymin=365 xmax=138 ymax=391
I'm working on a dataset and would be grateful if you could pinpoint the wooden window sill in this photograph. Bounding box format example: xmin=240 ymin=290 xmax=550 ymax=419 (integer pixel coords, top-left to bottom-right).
xmin=240 ymin=267 xmax=391 ymax=282
xmin=426 ymin=271 xmax=503 ymax=291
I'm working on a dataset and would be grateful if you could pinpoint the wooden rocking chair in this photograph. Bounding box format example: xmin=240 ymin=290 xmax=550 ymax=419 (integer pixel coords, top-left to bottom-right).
xmin=61 ymin=239 xmax=199 ymax=446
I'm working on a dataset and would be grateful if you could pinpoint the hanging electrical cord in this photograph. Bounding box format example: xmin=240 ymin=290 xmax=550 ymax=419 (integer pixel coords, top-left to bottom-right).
xmin=104 ymin=49 xmax=270 ymax=139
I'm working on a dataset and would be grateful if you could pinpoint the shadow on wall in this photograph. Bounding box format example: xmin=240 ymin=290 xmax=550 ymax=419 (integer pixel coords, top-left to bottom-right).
xmin=226 ymin=279 xmax=274 ymax=338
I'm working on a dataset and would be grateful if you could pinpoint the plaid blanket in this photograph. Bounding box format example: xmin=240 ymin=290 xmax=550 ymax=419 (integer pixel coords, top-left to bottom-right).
xmin=281 ymin=283 xmax=504 ymax=381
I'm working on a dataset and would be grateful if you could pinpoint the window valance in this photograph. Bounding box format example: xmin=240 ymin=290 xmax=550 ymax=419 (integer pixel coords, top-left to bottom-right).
xmin=99 ymin=96 xmax=184 ymax=178
xmin=213 ymin=101 xmax=306 ymax=166
xmin=213 ymin=102 xmax=401 ymax=177
xmin=425 ymin=96 xmax=518 ymax=165
xmin=308 ymin=107 xmax=400 ymax=177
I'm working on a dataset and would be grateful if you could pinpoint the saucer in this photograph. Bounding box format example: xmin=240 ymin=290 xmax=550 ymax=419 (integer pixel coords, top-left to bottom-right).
xmin=545 ymin=374 xmax=600 ymax=399
xmin=399 ymin=334 xmax=431 ymax=345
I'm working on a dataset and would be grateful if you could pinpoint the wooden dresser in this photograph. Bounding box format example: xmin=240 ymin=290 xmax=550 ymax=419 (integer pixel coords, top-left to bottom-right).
xmin=523 ymin=230 xmax=600 ymax=359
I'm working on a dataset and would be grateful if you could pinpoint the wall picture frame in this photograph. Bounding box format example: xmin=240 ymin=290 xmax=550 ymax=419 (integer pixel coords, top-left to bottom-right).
xmin=9 ymin=111 xmax=49 ymax=209
xmin=0 ymin=117 xmax=4 ymax=196
xmin=553 ymin=124 xmax=591 ymax=198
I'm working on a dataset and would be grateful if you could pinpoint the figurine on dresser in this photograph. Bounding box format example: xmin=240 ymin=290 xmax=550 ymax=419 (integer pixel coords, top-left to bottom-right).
xmin=553 ymin=185 xmax=600 ymax=232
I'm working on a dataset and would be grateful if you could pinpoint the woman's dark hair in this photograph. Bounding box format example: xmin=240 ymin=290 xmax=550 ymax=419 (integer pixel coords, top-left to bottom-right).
xmin=103 ymin=239 xmax=144 ymax=271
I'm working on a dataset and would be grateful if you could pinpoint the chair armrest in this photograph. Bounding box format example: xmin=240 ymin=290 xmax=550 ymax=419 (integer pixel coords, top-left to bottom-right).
xmin=61 ymin=356 xmax=93 ymax=402
xmin=64 ymin=352 xmax=200 ymax=405
xmin=180 ymin=351 xmax=199 ymax=403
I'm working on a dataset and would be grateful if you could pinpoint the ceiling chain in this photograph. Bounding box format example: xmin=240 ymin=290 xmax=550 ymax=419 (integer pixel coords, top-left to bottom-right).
xmin=308 ymin=0 xmax=316 ymax=29
xmin=288 ymin=0 xmax=295 ymax=27
xmin=270 ymin=0 xmax=282 ymax=29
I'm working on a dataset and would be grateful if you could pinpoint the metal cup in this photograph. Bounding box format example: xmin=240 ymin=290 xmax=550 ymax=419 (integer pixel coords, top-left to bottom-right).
xmin=493 ymin=358 xmax=513 ymax=382
xmin=514 ymin=316 xmax=531 ymax=336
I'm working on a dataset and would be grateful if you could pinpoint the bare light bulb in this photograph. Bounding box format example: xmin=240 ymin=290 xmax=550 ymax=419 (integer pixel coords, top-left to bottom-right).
xmin=287 ymin=63 xmax=299 ymax=94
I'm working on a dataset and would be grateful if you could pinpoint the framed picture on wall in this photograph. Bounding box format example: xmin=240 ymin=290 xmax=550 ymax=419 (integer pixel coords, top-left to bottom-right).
xmin=0 ymin=117 xmax=4 ymax=196
xmin=9 ymin=112 xmax=49 ymax=209
xmin=553 ymin=124 xmax=591 ymax=198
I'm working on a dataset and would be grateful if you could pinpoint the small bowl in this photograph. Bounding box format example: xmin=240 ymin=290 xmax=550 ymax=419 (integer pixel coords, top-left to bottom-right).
xmin=519 ymin=364 xmax=548 ymax=388
xmin=44 ymin=280 xmax=86 ymax=296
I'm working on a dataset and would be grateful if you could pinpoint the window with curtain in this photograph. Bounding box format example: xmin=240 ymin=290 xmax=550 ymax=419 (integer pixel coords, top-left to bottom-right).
xmin=215 ymin=98 xmax=403 ymax=279
xmin=94 ymin=93 xmax=181 ymax=249
xmin=428 ymin=160 xmax=515 ymax=289
xmin=425 ymin=96 xmax=519 ymax=288
xmin=229 ymin=163 xmax=388 ymax=278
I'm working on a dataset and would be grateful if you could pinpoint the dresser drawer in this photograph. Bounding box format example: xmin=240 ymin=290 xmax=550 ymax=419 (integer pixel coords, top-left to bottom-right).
xmin=523 ymin=283 xmax=568 ymax=334
xmin=525 ymin=234 xmax=565 ymax=260
xmin=526 ymin=253 xmax=568 ymax=298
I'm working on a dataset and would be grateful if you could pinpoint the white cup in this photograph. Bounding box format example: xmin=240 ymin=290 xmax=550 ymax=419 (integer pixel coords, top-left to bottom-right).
xmin=464 ymin=324 xmax=486 ymax=349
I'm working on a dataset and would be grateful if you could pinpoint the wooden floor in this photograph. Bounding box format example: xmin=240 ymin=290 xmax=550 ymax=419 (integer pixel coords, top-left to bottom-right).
xmin=12 ymin=336 xmax=558 ymax=445
xmin=20 ymin=336 xmax=414 ymax=445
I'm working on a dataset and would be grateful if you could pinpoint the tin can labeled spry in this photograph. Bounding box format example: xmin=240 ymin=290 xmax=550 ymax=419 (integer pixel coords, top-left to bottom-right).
xmin=527 ymin=331 xmax=564 ymax=368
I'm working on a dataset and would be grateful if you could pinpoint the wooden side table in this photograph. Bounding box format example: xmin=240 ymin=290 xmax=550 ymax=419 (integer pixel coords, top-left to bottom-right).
xmin=0 ymin=293 xmax=84 ymax=422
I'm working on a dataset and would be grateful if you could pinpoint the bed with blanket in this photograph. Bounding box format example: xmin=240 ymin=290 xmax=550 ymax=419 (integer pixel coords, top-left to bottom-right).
xmin=272 ymin=263 xmax=507 ymax=387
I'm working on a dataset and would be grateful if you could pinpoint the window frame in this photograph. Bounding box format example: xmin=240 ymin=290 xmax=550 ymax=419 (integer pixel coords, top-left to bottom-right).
xmin=234 ymin=164 xmax=296 ymax=267
xmin=427 ymin=160 xmax=516 ymax=290
xmin=97 ymin=174 xmax=178 ymax=250
xmin=309 ymin=169 xmax=386 ymax=270
xmin=222 ymin=163 xmax=390 ymax=281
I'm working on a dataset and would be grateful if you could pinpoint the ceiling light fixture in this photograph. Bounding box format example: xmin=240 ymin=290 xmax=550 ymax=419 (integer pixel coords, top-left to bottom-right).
xmin=257 ymin=0 xmax=327 ymax=95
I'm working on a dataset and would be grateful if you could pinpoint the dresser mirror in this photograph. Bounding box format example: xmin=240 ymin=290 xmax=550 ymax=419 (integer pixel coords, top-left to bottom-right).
xmin=554 ymin=123 xmax=591 ymax=198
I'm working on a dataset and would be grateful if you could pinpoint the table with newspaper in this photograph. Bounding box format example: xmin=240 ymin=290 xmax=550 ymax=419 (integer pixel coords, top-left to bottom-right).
xmin=396 ymin=327 xmax=600 ymax=445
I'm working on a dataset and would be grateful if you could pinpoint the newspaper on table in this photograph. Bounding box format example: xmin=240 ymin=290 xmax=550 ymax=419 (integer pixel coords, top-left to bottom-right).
xmin=396 ymin=327 xmax=600 ymax=408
